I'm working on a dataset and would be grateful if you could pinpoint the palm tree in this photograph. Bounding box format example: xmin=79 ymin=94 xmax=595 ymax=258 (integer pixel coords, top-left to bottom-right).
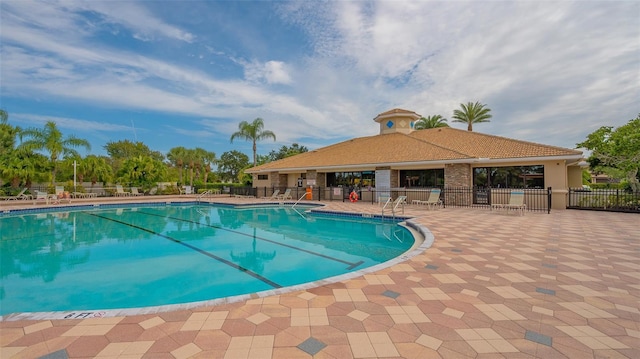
xmin=167 ymin=146 xmax=188 ymax=185
xmin=414 ymin=115 xmax=449 ymax=130
xmin=117 ymin=155 xmax=167 ymax=189
xmin=82 ymin=155 xmax=113 ymax=190
xmin=230 ymin=118 xmax=276 ymax=166
xmin=193 ymin=147 xmax=216 ymax=185
xmin=20 ymin=121 xmax=91 ymax=184
xmin=452 ymin=101 xmax=492 ymax=131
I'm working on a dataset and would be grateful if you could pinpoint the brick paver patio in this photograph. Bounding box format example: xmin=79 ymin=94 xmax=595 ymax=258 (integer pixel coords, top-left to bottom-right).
xmin=1 ymin=197 xmax=638 ymax=358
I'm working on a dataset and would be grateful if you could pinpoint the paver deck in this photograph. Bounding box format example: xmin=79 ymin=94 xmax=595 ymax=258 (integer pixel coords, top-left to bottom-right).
xmin=1 ymin=196 xmax=638 ymax=358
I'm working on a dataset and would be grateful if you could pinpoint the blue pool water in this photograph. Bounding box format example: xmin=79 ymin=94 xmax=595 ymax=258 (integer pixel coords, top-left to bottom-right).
xmin=0 ymin=204 xmax=414 ymax=316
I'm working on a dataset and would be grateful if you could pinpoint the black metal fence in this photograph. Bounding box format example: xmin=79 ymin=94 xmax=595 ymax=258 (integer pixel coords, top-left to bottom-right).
xmin=567 ymin=188 xmax=640 ymax=213
xmin=253 ymin=186 xmax=552 ymax=213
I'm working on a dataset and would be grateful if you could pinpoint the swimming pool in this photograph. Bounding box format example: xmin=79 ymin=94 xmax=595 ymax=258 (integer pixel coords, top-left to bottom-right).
xmin=0 ymin=203 xmax=415 ymax=317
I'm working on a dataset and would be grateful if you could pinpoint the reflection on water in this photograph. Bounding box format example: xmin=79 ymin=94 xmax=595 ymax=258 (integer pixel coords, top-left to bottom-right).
xmin=0 ymin=205 xmax=413 ymax=315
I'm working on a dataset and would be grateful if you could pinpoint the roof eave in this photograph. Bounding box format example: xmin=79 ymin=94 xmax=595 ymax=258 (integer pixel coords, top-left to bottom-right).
xmin=247 ymin=153 xmax=584 ymax=174
xmin=473 ymin=154 xmax=584 ymax=164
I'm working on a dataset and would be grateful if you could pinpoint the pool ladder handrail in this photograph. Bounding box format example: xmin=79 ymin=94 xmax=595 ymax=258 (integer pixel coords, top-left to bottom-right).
xmin=291 ymin=192 xmax=308 ymax=209
xmin=381 ymin=197 xmax=394 ymax=220
xmin=381 ymin=196 xmax=406 ymax=221
xmin=197 ymin=190 xmax=212 ymax=203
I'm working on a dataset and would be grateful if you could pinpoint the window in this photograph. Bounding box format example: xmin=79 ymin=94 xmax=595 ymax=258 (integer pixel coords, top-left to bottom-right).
xmin=327 ymin=171 xmax=375 ymax=187
xmin=473 ymin=165 xmax=544 ymax=188
xmin=257 ymin=174 xmax=268 ymax=180
xmin=400 ymin=169 xmax=444 ymax=187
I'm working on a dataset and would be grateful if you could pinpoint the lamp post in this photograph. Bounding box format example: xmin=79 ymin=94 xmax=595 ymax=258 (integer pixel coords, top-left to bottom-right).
xmin=73 ymin=160 xmax=77 ymax=193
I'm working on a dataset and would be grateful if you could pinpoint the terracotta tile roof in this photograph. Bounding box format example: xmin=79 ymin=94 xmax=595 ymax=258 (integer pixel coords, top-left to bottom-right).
xmin=247 ymin=127 xmax=582 ymax=173
xmin=375 ymin=108 xmax=421 ymax=118
xmin=409 ymin=127 xmax=582 ymax=159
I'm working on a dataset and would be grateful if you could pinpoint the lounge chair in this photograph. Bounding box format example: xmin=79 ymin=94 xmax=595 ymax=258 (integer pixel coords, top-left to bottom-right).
xmin=3 ymin=188 xmax=31 ymax=201
xmin=278 ymin=188 xmax=292 ymax=200
xmin=263 ymin=189 xmax=280 ymax=200
xmin=491 ymin=190 xmax=526 ymax=215
xmin=420 ymin=188 xmax=443 ymax=210
xmin=149 ymin=187 xmax=158 ymax=195
xmin=33 ymin=191 xmax=51 ymax=205
xmin=53 ymin=186 xmax=71 ymax=204
xmin=115 ymin=185 xmax=131 ymax=197
xmin=131 ymin=187 xmax=144 ymax=196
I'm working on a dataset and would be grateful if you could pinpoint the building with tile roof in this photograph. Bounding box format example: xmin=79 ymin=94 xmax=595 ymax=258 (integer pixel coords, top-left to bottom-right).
xmin=247 ymin=109 xmax=584 ymax=209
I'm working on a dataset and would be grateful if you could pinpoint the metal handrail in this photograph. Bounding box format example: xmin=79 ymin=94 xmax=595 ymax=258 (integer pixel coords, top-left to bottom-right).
xmin=381 ymin=197 xmax=393 ymax=218
xmin=292 ymin=193 xmax=308 ymax=208
xmin=196 ymin=190 xmax=212 ymax=202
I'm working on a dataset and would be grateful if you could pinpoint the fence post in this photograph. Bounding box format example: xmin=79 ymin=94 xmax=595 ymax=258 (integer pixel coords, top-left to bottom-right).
xmin=547 ymin=187 xmax=552 ymax=214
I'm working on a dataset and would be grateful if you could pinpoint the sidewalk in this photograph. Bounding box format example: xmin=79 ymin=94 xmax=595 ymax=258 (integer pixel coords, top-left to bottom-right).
xmin=1 ymin=201 xmax=638 ymax=358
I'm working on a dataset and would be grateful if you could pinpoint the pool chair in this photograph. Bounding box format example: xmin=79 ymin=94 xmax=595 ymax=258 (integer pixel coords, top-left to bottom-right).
xmin=491 ymin=190 xmax=526 ymax=215
xmin=131 ymin=187 xmax=144 ymax=196
xmin=33 ymin=191 xmax=52 ymax=205
xmin=53 ymin=186 xmax=71 ymax=204
xmin=263 ymin=189 xmax=280 ymax=200
xmin=423 ymin=188 xmax=443 ymax=210
xmin=3 ymin=187 xmax=31 ymax=201
xmin=115 ymin=185 xmax=131 ymax=197
xmin=278 ymin=188 xmax=292 ymax=200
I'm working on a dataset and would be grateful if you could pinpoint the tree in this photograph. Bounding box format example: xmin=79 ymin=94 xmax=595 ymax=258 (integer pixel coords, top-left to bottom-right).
xmin=104 ymin=140 xmax=164 ymax=161
xmin=82 ymin=155 xmax=113 ymax=189
xmin=577 ymin=115 xmax=640 ymax=192
xmin=167 ymin=146 xmax=188 ymax=185
xmin=452 ymin=101 xmax=492 ymax=131
xmin=263 ymin=143 xmax=308 ymax=163
xmin=116 ymin=155 xmax=167 ymax=190
xmin=217 ymin=150 xmax=249 ymax=183
xmin=193 ymin=147 xmax=216 ymax=185
xmin=414 ymin=115 xmax=449 ymax=130
xmin=0 ymin=109 xmax=21 ymax=186
xmin=230 ymin=118 xmax=276 ymax=166
xmin=20 ymin=121 xmax=91 ymax=184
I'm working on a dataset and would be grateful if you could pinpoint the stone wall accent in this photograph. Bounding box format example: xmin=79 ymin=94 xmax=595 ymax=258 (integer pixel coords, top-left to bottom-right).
xmin=444 ymin=163 xmax=471 ymax=187
xmin=390 ymin=170 xmax=400 ymax=188
xmin=306 ymin=170 xmax=317 ymax=185
xmin=268 ymin=172 xmax=284 ymax=188
xmin=444 ymin=163 xmax=472 ymax=206
xmin=315 ymin=172 xmax=326 ymax=187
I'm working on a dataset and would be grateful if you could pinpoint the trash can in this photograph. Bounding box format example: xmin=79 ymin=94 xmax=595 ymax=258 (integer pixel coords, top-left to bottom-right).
xmin=306 ymin=187 xmax=312 ymax=200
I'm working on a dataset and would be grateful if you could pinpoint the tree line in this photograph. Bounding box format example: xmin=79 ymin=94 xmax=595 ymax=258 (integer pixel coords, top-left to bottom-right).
xmin=0 ymin=111 xmax=306 ymax=195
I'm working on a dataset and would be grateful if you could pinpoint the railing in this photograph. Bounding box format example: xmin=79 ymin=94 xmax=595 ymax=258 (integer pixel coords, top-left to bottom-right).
xmin=380 ymin=197 xmax=393 ymax=217
xmin=567 ymin=188 xmax=640 ymax=213
xmin=252 ymin=186 xmax=552 ymax=213
xmin=292 ymin=193 xmax=308 ymax=209
xmin=196 ymin=190 xmax=212 ymax=203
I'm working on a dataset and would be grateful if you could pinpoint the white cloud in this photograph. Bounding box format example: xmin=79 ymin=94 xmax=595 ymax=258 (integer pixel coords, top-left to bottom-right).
xmin=1 ymin=0 xmax=638 ymax=156
xmin=243 ymin=60 xmax=293 ymax=85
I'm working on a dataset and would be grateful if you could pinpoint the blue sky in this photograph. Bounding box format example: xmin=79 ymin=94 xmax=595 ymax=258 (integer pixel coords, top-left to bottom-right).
xmin=1 ymin=1 xmax=638 ymax=160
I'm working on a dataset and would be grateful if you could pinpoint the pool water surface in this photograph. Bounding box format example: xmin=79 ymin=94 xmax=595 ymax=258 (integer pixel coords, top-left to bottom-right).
xmin=0 ymin=204 xmax=414 ymax=316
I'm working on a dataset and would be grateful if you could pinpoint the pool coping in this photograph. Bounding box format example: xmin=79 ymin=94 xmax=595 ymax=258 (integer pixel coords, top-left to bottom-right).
xmin=0 ymin=202 xmax=432 ymax=322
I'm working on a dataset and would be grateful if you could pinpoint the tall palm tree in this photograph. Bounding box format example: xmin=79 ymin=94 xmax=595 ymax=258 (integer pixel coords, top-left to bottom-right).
xmin=192 ymin=147 xmax=216 ymax=185
xmin=452 ymin=101 xmax=492 ymax=131
xmin=414 ymin=115 xmax=449 ymax=130
xmin=20 ymin=121 xmax=91 ymax=184
xmin=230 ymin=118 xmax=276 ymax=166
